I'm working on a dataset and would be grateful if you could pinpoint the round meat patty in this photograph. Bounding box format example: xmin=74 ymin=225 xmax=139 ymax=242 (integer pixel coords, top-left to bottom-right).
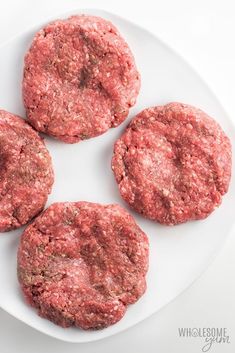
xmin=112 ymin=102 xmax=232 ymax=225
xmin=23 ymin=15 xmax=140 ymax=143
xmin=17 ymin=202 xmax=149 ymax=329
xmin=0 ymin=110 xmax=54 ymax=232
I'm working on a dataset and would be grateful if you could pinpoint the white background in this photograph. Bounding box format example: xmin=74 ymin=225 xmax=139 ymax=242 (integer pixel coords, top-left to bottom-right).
xmin=0 ymin=0 xmax=235 ymax=352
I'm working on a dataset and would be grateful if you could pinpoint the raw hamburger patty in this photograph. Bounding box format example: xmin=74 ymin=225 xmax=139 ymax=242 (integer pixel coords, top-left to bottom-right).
xmin=112 ymin=102 xmax=232 ymax=225
xmin=23 ymin=15 xmax=140 ymax=143
xmin=0 ymin=110 xmax=54 ymax=232
xmin=17 ymin=202 xmax=149 ymax=329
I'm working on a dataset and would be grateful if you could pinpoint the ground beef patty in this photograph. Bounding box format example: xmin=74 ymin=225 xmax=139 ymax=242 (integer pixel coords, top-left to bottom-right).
xmin=0 ymin=110 xmax=53 ymax=232
xmin=23 ymin=15 xmax=140 ymax=143
xmin=17 ymin=202 xmax=149 ymax=329
xmin=112 ymin=102 xmax=232 ymax=225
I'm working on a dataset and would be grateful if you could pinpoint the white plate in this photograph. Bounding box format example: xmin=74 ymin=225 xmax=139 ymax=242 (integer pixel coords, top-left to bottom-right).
xmin=0 ymin=8 xmax=234 ymax=343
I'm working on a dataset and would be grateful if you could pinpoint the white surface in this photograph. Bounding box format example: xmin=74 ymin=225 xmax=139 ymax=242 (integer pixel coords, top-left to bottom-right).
xmin=2 ymin=8 xmax=234 ymax=343
xmin=0 ymin=0 xmax=235 ymax=352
